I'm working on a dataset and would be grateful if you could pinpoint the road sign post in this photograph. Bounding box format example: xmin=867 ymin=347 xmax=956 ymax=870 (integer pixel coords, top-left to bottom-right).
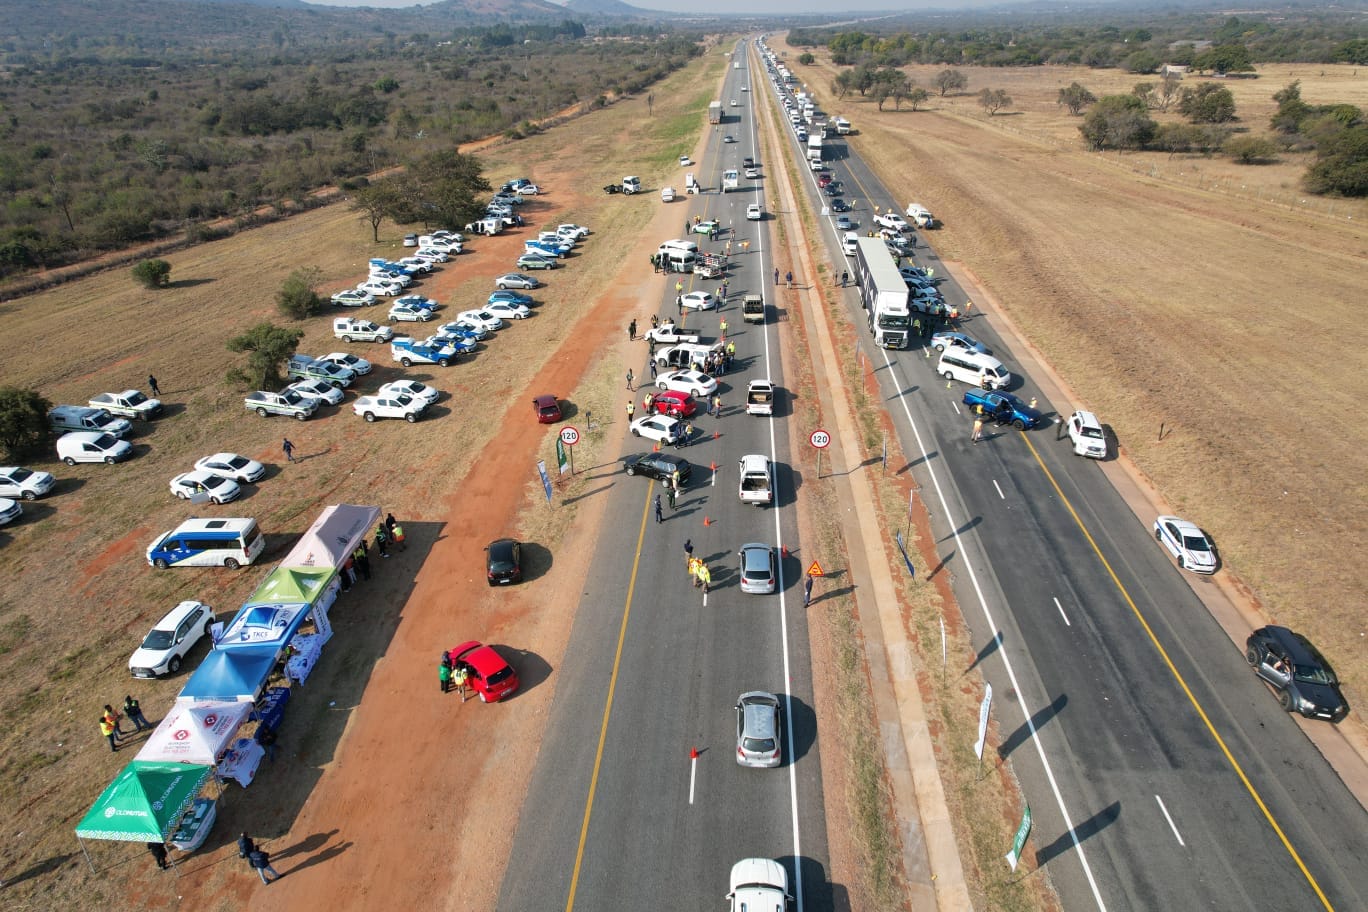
xmin=559 ymin=426 xmax=580 ymax=475
xmin=809 ymin=428 xmax=830 ymax=478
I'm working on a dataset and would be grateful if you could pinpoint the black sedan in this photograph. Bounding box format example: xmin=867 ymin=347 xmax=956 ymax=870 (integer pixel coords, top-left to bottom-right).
xmin=829 ymin=198 xmax=850 ymax=213
xmin=485 ymin=538 xmax=523 ymax=586
xmin=1246 ymin=626 xmax=1350 ymax=723
xmin=623 ymin=452 xmax=692 ymax=487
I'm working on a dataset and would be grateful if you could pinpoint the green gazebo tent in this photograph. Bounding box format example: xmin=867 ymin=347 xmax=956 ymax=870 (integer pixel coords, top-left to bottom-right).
xmin=74 ymin=760 xmax=212 ymax=869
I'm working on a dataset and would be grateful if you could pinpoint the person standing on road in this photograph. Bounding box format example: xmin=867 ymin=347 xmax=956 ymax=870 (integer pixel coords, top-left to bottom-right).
xmin=654 ymin=494 xmax=664 ymax=524
xmin=439 ymin=655 xmax=453 ymax=694
xmin=391 ymin=521 xmax=406 ymax=551
xmin=374 ymin=523 xmax=389 ymax=558
xmin=785 ymin=271 xmax=793 ymax=289
xmin=667 ymin=482 xmax=677 ymax=511
xmin=248 ymin=848 xmax=281 ymax=885
xmin=626 ymin=399 xmax=635 ymax=422
xmin=353 ymin=544 xmax=371 ymax=581
xmin=282 ymin=438 xmax=295 ymax=464
xmin=649 ymin=359 xmax=658 ymax=380
xmin=698 ymin=563 xmax=711 ymax=594
xmin=147 ymin=374 xmax=161 ymax=397
xmin=841 ymin=270 xmax=849 ymax=287
xmin=626 ymin=368 xmax=634 ymax=391
xmin=972 ymin=417 xmax=984 ymax=445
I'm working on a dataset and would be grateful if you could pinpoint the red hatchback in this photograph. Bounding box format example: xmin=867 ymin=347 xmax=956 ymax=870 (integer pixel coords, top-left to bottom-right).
xmin=533 ymin=394 xmax=562 ymax=424
xmin=646 ymin=390 xmax=697 ymax=418
xmin=450 ymin=641 xmax=520 ymax=703
xmin=818 ymin=173 xmax=833 ymax=188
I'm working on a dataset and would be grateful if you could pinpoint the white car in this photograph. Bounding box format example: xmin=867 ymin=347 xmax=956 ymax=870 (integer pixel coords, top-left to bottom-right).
xmin=318 ymin=352 xmax=372 ymax=375
xmin=485 ymin=300 xmax=530 ymax=321
xmin=389 ymin=302 xmax=434 ymax=322
xmin=332 ymin=289 xmax=376 ymax=307
xmin=679 ymin=156 xmax=692 ymax=167
xmin=629 ymin=414 xmax=682 ymax=444
xmin=286 ymin=379 xmax=345 ymax=406
xmin=397 ymin=257 xmax=435 ymax=273
xmin=169 ymin=470 xmax=242 ymax=504
xmin=661 ymin=187 xmax=677 ymax=203
xmin=1154 ymin=516 xmax=1218 ymax=574
xmin=379 ymin=380 xmax=440 ymax=407
xmin=730 ymin=98 xmax=739 ymax=106
xmin=413 ymin=248 xmax=449 ymax=263
xmin=680 ymin=291 xmax=716 ymax=311
xmin=368 ymin=269 xmax=411 ymax=287
xmin=440 ymin=320 xmax=491 ymax=341
xmin=456 ymin=310 xmax=505 ymax=331
xmin=514 ymin=183 xmax=542 ymax=196
xmin=357 ymin=279 xmax=403 ymax=298
xmin=0 ymin=498 xmax=20 ymax=527
xmin=0 ymin=466 xmax=55 ymax=500
xmin=194 ymin=453 xmax=265 ymax=484
xmin=128 ymin=600 xmax=215 ymax=678
xmin=746 ymin=203 xmax=763 ymax=221
xmin=656 ymin=369 xmax=718 ymax=397
xmin=727 ymin=858 xmax=790 ymax=912
xmin=557 ymin=224 xmax=590 ymax=239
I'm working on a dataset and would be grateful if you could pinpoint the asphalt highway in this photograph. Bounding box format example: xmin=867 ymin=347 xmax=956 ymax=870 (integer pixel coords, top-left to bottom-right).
xmin=498 ymin=42 xmax=834 ymax=911
xmin=767 ymin=41 xmax=1368 ymax=912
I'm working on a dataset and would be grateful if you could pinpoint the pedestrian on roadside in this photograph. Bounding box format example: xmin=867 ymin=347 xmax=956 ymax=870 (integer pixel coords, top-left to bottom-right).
xmin=147 ymin=375 xmax=161 ymax=397
xmin=626 ymin=399 xmax=635 ymax=421
xmin=972 ymin=417 xmax=984 ymax=445
xmin=248 ymin=848 xmax=281 ymax=885
xmin=719 ymin=317 xmax=728 ymax=338
xmin=628 ymin=319 xmax=637 ymax=341
xmin=649 ymin=359 xmax=658 ymax=380
xmin=392 ymin=522 xmax=406 ymax=551
xmin=255 ymin=723 xmax=278 ymax=763
xmin=803 ymin=575 xmax=814 ymax=607
xmin=654 ymin=495 xmax=664 ymax=524
xmin=711 ymin=395 xmax=721 ymax=418
xmin=100 ymin=714 xmax=119 ymax=753
xmin=374 ymin=523 xmax=389 ymax=558
xmin=282 ymin=438 xmax=295 ymax=464
xmin=774 ymin=268 xmax=780 ymax=285
xmin=147 ymin=841 xmax=169 ymax=871
xmin=353 ymin=544 xmax=371 ymax=581
xmin=439 ymin=657 xmax=453 ymax=694
xmin=678 ymin=422 xmax=693 ymax=448
xmin=841 ymin=270 xmax=849 ymax=287
xmin=238 ymin=833 xmax=256 ymax=860
xmin=785 ymin=271 xmax=793 ymax=289
xmin=689 ymin=556 xmax=702 ymax=586
xmin=626 ymin=368 xmax=634 ymax=391
xmin=385 ymin=513 xmax=397 ymax=535
xmin=340 ymin=554 xmax=354 ymax=591
xmin=123 ymin=695 xmax=151 ymax=733
xmin=103 ymin=704 xmax=124 ymax=738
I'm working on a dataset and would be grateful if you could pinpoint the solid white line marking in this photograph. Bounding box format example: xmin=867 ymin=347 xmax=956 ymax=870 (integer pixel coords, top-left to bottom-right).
xmin=875 ymin=346 xmax=1110 ymax=910
xmin=689 ymin=752 xmax=698 ymax=805
xmin=1155 ymin=794 xmax=1185 ymax=846
xmin=1054 ymin=597 xmax=1070 ymax=626
xmin=952 ymin=401 xmax=961 ymax=416
xmin=993 ymin=479 xmax=1005 ymax=500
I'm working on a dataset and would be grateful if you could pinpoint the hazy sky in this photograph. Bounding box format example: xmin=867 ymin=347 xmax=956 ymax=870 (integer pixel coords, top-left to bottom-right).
xmin=304 ymin=0 xmax=934 ymax=14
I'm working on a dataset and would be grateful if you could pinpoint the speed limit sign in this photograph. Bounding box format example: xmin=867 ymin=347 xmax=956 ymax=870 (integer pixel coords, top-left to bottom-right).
xmin=560 ymin=426 xmax=581 ymax=446
xmin=809 ymin=429 xmax=831 ymax=449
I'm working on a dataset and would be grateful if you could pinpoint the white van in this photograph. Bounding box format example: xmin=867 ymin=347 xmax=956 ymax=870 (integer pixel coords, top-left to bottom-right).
xmin=56 ymin=431 xmax=134 ymax=465
xmin=937 ymin=350 xmax=1011 ymax=389
xmin=842 ymin=232 xmax=859 ymax=257
xmin=146 ymin=517 xmax=266 ymax=570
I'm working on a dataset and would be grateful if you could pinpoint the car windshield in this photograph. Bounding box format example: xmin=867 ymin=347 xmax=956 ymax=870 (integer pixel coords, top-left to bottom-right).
xmin=1182 ymin=535 xmax=1210 ymax=553
xmin=126 ymin=391 xmax=148 ymax=405
xmin=1079 ymin=426 xmax=1104 ymax=439
xmin=141 ymin=630 xmax=175 ymax=650
xmin=8 ymin=468 xmax=32 ymax=482
xmin=742 ymin=736 xmax=776 ymax=753
xmin=878 ymin=314 xmax=910 ymax=328
xmin=1293 ymin=664 xmax=1336 ymax=686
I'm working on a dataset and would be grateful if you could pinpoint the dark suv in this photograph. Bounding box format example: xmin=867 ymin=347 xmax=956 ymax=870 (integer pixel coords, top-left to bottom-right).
xmin=1245 ymin=626 xmax=1350 ymax=723
xmin=623 ymin=452 xmax=692 ymax=487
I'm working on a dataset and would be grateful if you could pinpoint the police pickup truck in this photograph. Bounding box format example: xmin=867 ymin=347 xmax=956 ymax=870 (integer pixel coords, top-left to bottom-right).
xmin=391 ymin=336 xmax=459 ymax=368
xmin=244 ymin=390 xmax=318 ymax=420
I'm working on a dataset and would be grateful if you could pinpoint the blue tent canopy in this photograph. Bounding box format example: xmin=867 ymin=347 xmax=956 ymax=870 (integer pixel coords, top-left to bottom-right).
xmin=177 ymin=646 xmax=277 ymax=704
xmin=216 ymin=602 xmax=311 ymax=653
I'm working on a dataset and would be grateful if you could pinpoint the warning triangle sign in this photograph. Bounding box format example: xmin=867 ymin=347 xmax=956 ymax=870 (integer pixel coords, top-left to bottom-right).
xmin=806 ymin=561 xmax=825 ymax=578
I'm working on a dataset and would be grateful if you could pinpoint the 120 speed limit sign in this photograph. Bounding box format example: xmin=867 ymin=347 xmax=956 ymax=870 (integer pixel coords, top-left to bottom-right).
xmin=809 ymin=429 xmax=831 ymax=449
xmin=560 ymin=426 xmax=581 ymax=446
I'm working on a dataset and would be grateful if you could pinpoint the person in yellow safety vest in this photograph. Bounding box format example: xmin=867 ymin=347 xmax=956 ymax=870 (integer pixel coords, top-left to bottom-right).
xmin=689 ymin=557 xmax=702 ymax=586
xmin=696 ymin=563 xmax=711 ymax=593
xmin=100 ymin=715 xmax=120 ymax=752
xmin=626 ymin=399 xmax=635 ymax=420
xmin=453 ymin=664 xmax=470 ymax=702
xmin=644 ymin=392 xmax=655 ymax=411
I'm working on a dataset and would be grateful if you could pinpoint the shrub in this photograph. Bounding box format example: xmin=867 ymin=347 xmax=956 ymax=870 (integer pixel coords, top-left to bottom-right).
xmin=131 ymin=259 xmax=172 ymax=289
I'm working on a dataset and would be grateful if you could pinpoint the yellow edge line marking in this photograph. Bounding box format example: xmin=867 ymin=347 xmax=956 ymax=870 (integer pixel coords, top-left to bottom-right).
xmin=564 ymin=479 xmax=653 ymax=911
xmin=1020 ymin=433 xmax=1334 ymax=911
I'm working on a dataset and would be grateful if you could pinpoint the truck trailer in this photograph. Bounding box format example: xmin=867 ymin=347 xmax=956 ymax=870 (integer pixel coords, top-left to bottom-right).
xmin=853 ymin=237 xmax=911 ymax=349
xmin=708 ymin=101 xmax=722 ymax=124
xmin=806 ymin=134 xmax=823 ymax=165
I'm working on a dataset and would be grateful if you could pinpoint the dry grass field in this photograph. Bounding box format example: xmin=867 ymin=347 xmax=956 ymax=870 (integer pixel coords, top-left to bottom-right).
xmin=800 ymin=52 xmax=1368 ymax=692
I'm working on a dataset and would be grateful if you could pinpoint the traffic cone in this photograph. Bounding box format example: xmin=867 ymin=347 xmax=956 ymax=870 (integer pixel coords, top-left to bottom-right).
xmin=710 ymin=461 xmax=717 ymax=472
xmin=703 ymin=516 xmax=712 ymax=526
xmin=653 ymin=442 xmax=660 ymax=452
xmin=690 ymin=746 xmax=699 ymax=760
xmin=713 ymin=430 xmax=720 ymax=440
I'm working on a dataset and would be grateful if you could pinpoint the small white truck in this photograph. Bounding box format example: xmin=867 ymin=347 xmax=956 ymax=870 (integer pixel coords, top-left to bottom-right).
xmin=244 ymin=391 xmax=318 ymax=420
xmin=88 ymin=390 xmax=163 ymax=420
xmin=1067 ymin=410 xmax=1107 ymax=458
xmin=722 ymin=169 xmax=739 ymax=193
xmin=645 ymin=323 xmax=701 ymax=345
xmin=334 ymin=317 xmax=393 ymax=343
xmin=352 ymin=394 xmax=428 ymax=423
xmin=745 ymin=380 xmax=774 ymax=416
xmin=738 ymin=454 xmax=774 ymax=506
xmin=391 ymin=336 xmax=459 ymax=367
xmin=905 ymin=203 xmax=937 ymax=229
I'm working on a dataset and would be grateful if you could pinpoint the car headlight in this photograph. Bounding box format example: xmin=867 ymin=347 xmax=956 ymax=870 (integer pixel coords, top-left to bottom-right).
xmin=1296 ymin=695 xmax=1316 ymax=713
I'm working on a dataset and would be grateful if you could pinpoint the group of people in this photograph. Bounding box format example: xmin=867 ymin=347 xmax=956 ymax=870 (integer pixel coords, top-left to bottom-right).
xmin=339 ymin=513 xmax=406 ymax=590
xmin=439 ymin=651 xmax=472 ymax=701
xmin=99 ymin=696 xmax=151 ymax=753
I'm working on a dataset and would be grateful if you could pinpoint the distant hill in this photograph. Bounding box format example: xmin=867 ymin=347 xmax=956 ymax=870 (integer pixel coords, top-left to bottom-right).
xmin=561 ymin=0 xmax=654 ymax=16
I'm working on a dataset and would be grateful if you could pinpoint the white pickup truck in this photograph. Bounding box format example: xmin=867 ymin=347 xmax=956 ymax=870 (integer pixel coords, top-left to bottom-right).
xmin=88 ymin=390 xmax=163 ymax=420
xmin=352 ymin=394 xmax=428 ymax=423
xmin=645 ymin=323 xmax=701 ymax=345
xmin=738 ymin=454 xmax=774 ymax=506
xmin=244 ymin=390 xmax=318 ymax=420
xmin=334 ymin=317 xmax=393 ymax=343
xmin=746 ymin=379 xmax=774 ymax=416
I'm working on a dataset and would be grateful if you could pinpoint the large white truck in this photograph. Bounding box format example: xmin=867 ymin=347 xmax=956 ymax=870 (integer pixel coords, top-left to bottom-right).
xmin=853 ymin=237 xmax=912 ymax=349
xmin=806 ymin=133 xmax=823 ymax=165
xmin=833 ymin=116 xmax=852 ymax=135
xmin=708 ymin=101 xmax=722 ymax=124
xmin=722 ymin=169 xmax=740 ymax=192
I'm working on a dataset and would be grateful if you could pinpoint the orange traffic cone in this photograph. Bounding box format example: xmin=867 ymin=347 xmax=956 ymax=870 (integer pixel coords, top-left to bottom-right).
xmin=653 ymin=442 xmax=660 ymax=452
xmin=703 ymin=516 xmax=712 ymax=527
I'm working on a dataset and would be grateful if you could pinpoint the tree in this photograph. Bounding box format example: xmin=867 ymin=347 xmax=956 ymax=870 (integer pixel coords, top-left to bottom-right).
xmin=1270 ymin=81 xmax=1312 ymax=134
xmin=907 ymin=87 xmax=929 ymax=112
xmin=0 ymin=387 xmax=52 ymax=460
xmin=1225 ymin=136 xmax=1278 ymax=164
xmin=1195 ymin=43 xmax=1253 ymax=76
xmin=1178 ymin=83 xmax=1236 ymax=124
xmin=131 ymin=259 xmax=172 ymax=289
xmin=978 ymin=88 xmax=1011 ymax=116
xmin=1079 ymin=94 xmax=1156 ymax=150
xmin=406 ymin=149 xmax=492 ymax=229
xmin=889 ymin=75 xmax=915 ymax=111
xmin=351 ymin=181 xmax=407 ymax=243
xmin=797 ymin=53 xmax=815 ymax=66
xmin=226 ymin=322 xmax=304 ymax=390
xmin=1122 ymin=50 xmax=1162 ymax=75
xmin=1058 ymin=82 xmax=1097 ymax=116
xmin=276 ymin=268 xmax=325 ymax=320
xmin=935 ymin=69 xmax=967 ymax=97
xmin=1303 ymin=124 xmax=1368 ymax=197
xmin=1157 ymin=73 xmax=1182 ymax=112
